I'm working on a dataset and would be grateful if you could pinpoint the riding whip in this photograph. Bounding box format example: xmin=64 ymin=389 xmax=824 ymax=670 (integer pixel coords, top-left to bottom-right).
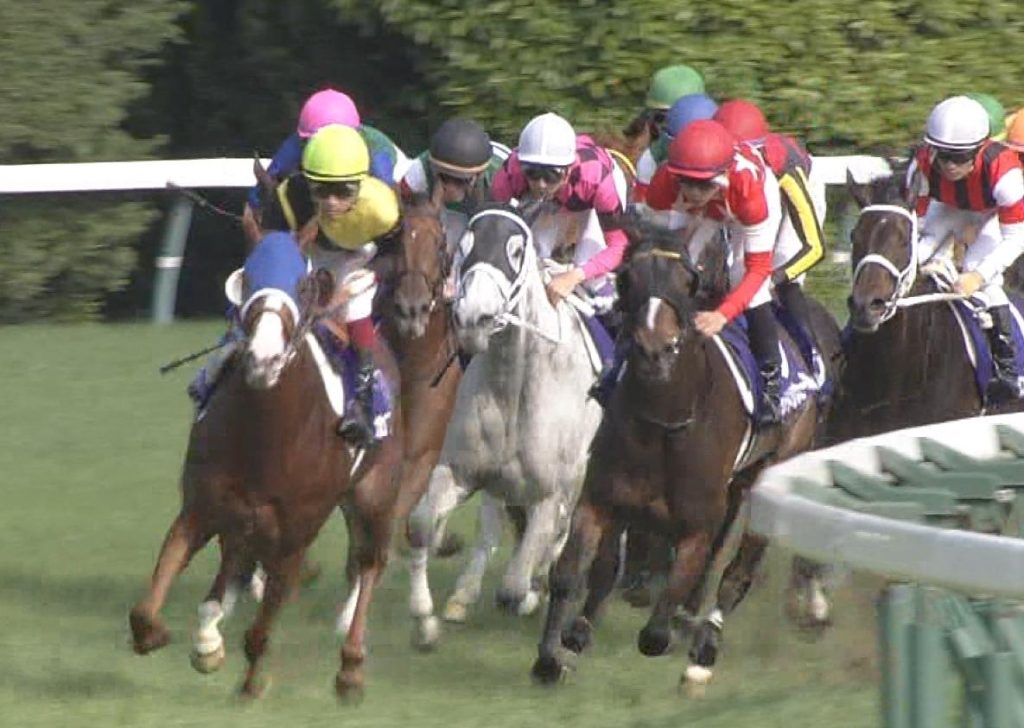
xmin=158 ymin=341 xmax=229 ymax=375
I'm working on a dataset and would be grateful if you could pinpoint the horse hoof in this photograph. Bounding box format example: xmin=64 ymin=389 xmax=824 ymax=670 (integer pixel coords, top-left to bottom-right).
xmin=688 ymin=622 xmax=721 ymax=667
xmin=531 ymin=653 xmax=572 ymax=686
xmin=412 ymin=615 xmax=441 ymax=651
xmin=335 ymin=671 xmax=365 ymax=704
xmin=443 ymin=598 xmax=468 ymax=624
xmin=129 ymin=610 xmax=170 ymax=655
xmin=680 ymin=665 xmax=713 ymax=698
xmin=637 ymin=624 xmax=672 ymax=657
xmin=190 ymin=644 xmax=226 ymax=674
xmin=239 ymin=675 xmax=271 ymax=700
xmin=495 ymin=588 xmax=522 ymax=614
xmin=561 ymin=616 xmax=592 ymax=654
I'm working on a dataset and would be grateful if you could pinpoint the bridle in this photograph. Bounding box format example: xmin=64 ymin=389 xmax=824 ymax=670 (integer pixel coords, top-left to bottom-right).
xmin=393 ymin=210 xmax=451 ymax=314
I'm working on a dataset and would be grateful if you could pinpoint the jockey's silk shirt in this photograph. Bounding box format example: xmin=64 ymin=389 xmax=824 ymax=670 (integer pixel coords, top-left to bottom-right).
xmin=908 ymin=141 xmax=1024 ymax=283
xmin=266 ymin=174 xmax=400 ymax=251
xmin=490 ymin=135 xmax=628 ymax=281
xmin=646 ymin=144 xmax=782 ymax=320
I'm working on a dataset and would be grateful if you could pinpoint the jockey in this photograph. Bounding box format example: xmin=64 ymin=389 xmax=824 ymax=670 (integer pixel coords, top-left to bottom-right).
xmin=647 ymin=120 xmax=787 ymax=425
xmin=244 ymin=88 xmax=405 ymax=222
xmin=627 ymin=64 xmax=705 ymax=142
xmin=491 ymin=112 xmax=628 ymax=307
xmin=713 ymin=99 xmax=827 ymax=366
xmin=634 ymin=93 xmax=718 ymax=205
xmin=1006 ymin=112 xmax=1024 ymax=158
xmin=908 ymin=95 xmax=1024 ymax=404
xmin=261 ymin=123 xmax=401 ymax=445
xmin=399 ymin=117 xmax=509 ymax=221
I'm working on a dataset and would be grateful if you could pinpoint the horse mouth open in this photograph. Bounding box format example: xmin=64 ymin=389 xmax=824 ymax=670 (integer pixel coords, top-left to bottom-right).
xmin=848 ymin=297 xmax=886 ymax=334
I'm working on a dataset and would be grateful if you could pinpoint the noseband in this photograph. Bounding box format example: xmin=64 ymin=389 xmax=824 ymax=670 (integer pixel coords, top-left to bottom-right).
xmin=852 ymin=204 xmax=919 ymax=324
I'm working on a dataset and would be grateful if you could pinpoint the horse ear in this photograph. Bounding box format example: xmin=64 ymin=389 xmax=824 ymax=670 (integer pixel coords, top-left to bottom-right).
xmin=903 ymin=170 xmax=925 ymax=209
xmin=298 ymin=268 xmax=337 ymax=312
xmin=846 ymin=169 xmax=873 ymax=209
xmin=252 ymin=152 xmax=275 ymax=192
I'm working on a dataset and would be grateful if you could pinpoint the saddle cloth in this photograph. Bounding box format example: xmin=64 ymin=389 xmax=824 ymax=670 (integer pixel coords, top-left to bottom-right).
xmin=948 ymin=294 xmax=1024 ymax=401
xmin=715 ymin=305 xmax=824 ymax=422
xmin=310 ymin=325 xmax=394 ymax=439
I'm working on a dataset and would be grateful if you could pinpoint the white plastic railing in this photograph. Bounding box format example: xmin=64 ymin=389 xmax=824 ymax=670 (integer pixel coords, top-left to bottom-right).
xmin=750 ymin=413 xmax=1024 ymax=599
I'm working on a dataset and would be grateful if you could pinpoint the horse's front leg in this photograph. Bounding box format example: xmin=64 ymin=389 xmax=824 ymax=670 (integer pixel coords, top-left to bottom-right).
xmin=531 ymin=498 xmax=612 ymax=685
xmin=496 ymin=493 xmax=561 ymax=616
xmin=444 ymin=491 xmax=506 ymax=623
xmin=684 ymin=529 xmax=769 ymax=696
xmin=407 ymin=463 xmax=473 ymax=650
xmin=239 ymin=549 xmax=303 ymax=699
xmin=191 ymin=535 xmax=250 ymax=674
xmin=129 ymin=509 xmax=211 ymax=655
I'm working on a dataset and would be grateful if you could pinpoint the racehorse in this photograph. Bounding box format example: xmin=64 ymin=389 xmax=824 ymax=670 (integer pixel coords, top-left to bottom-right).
xmin=406 ymin=203 xmax=603 ymax=649
xmin=828 ymin=171 xmax=1023 ymax=442
xmin=532 ymin=219 xmax=840 ymax=691
xmin=128 ymin=232 xmax=402 ymax=698
xmin=333 ymin=188 xmax=466 ymax=637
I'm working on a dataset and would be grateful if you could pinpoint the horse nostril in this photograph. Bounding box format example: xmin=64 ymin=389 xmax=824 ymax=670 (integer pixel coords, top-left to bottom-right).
xmin=419 ymin=302 xmax=431 ymax=315
xmin=868 ymin=298 xmax=887 ymax=313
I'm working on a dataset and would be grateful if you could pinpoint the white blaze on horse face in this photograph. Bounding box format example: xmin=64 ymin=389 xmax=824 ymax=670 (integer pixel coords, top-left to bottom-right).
xmin=246 ymin=308 xmax=287 ymax=388
xmin=646 ymin=297 xmax=663 ymax=332
xmin=454 ymin=270 xmax=505 ymax=354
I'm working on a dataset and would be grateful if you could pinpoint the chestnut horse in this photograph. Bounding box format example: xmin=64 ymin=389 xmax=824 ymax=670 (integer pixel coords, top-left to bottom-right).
xmin=532 ymin=220 xmax=840 ymax=691
xmin=128 ymin=232 xmax=402 ymax=698
xmin=332 ymin=189 xmax=469 ymax=636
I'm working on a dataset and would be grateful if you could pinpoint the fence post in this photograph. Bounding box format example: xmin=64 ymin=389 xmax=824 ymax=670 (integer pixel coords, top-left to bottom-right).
xmin=151 ymin=195 xmax=194 ymax=324
xmin=910 ymin=587 xmax=950 ymax=728
xmin=880 ymin=583 xmax=915 ymax=728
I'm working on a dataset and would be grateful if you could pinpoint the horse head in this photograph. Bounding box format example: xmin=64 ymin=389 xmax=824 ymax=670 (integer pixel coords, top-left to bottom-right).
xmin=451 ymin=204 xmax=534 ymax=355
xmin=618 ymin=221 xmax=702 ymax=382
xmin=846 ymin=170 xmax=920 ymax=332
xmin=227 ymin=231 xmax=329 ymax=389
xmin=393 ymin=187 xmax=448 ymax=339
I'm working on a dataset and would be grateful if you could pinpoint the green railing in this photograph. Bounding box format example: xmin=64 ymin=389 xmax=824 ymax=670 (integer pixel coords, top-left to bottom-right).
xmin=750 ymin=414 xmax=1024 ymax=728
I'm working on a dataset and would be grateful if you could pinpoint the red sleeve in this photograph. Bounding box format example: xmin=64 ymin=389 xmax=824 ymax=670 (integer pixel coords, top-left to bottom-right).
xmin=716 ymin=251 xmax=772 ymax=321
xmin=645 ymin=165 xmax=680 ymax=210
xmin=726 ymin=165 xmax=769 ymax=226
xmin=908 ymin=147 xmax=932 ymax=218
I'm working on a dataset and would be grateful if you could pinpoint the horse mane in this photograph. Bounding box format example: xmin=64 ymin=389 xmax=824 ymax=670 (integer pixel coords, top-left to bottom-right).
xmin=620 ymin=215 xmax=693 ymax=266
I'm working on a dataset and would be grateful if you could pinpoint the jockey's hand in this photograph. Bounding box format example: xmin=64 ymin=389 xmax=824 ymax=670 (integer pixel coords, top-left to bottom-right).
xmin=694 ymin=310 xmax=728 ymax=337
xmin=954 ymin=271 xmax=985 ymax=297
xmin=546 ymin=268 xmax=586 ymax=307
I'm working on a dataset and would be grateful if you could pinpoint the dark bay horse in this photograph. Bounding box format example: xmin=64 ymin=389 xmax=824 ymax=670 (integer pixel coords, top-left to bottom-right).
xmin=532 ymin=221 xmax=839 ymax=691
xmin=129 ymin=232 xmax=402 ymax=698
xmin=828 ymin=172 xmax=1022 ymax=442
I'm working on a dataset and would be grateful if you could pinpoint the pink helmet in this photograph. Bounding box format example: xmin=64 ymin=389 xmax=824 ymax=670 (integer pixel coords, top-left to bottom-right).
xmin=296 ymin=89 xmax=361 ymax=138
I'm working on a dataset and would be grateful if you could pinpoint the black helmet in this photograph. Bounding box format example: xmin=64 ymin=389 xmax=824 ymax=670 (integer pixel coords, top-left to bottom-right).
xmin=428 ymin=118 xmax=492 ymax=179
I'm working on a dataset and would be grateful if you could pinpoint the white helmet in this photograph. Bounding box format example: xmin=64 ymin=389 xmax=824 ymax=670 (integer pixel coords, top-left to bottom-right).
xmin=518 ymin=112 xmax=577 ymax=166
xmin=924 ymin=96 xmax=989 ymax=150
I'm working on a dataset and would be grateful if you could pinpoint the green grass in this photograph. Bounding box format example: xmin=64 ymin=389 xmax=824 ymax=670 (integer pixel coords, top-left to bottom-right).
xmin=0 ymin=322 xmax=882 ymax=727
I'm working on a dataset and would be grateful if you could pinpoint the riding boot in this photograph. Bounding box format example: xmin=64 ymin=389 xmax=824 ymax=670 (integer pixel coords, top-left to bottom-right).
xmin=775 ymin=280 xmax=820 ymax=371
xmin=338 ymin=348 xmax=378 ymax=447
xmin=747 ymin=303 xmax=783 ymax=427
xmin=187 ymin=333 xmax=240 ymax=409
xmin=985 ymin=305 xmax=1021 ymax=405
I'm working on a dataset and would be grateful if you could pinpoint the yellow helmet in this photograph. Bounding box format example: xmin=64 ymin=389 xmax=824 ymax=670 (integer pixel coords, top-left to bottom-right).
xmin=302 ymin=124 xmax=369 ymax=182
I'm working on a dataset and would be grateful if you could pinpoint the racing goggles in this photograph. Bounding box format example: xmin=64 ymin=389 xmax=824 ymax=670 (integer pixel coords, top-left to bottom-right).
xmin=309 ymin=180 xmax=361 ymax=200
xmin=933 ymin=147 xmax=978 ymax=165
xmin=522 ymin=164 xmax=567 ymax=184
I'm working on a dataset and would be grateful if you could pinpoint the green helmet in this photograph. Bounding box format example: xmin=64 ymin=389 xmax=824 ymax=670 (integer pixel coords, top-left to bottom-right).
xmin=645 ymin=64 xmax=705 ymax=110
xmin=965 ymin=92 xmax=1007 ymax=138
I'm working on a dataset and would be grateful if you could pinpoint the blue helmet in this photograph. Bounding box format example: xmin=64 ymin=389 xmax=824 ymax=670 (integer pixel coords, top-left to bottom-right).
xmin=665 ymin=93 xmax=719 ymax=139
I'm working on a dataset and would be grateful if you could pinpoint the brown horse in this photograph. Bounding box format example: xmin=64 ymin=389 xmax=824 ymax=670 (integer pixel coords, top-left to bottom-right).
xmin=129 ymin=232 xmax=402 ymax=698
xmin=828 ymin=172 xmax=1022 ymax=442
xmin=532 ymin=220 xmax=838 ymax=691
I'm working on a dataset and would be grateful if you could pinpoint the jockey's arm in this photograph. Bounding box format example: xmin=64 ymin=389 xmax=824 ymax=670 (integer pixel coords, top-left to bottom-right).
xmin=247 ymin=134 xmax=303 ymax=211
xmin=772 ymin=167 xmax=826 ymax=284
xmin=975 ymin=168 xmax=1024 ymax=282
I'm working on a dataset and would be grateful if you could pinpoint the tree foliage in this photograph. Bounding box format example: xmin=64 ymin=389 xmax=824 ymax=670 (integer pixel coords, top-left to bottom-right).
xmin=331 ymin=0 xmax=1024 ymax=152
xmin=0 ymin=1 xmax=183 ymax=321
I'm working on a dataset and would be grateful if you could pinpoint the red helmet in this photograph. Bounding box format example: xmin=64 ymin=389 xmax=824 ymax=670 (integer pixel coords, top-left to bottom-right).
xmin=667 ymin=120 xmax=736 ymax=179
xmin=714 ymin=100 xmax=769 ymax=143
